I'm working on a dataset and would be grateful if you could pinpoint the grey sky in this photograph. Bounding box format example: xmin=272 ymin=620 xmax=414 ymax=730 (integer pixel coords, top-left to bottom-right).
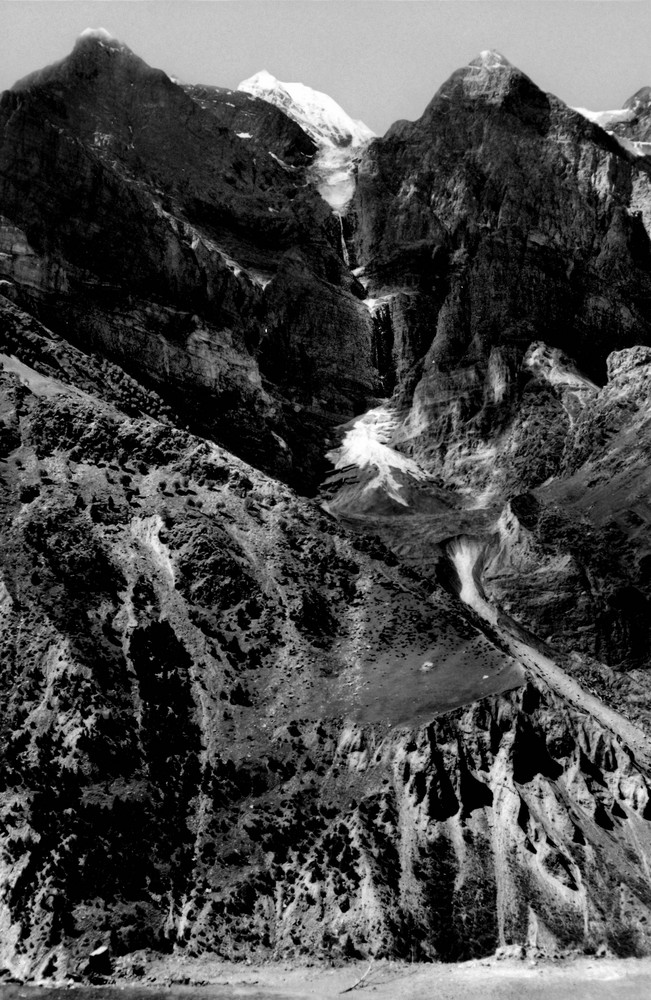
xmin=1 ymin=1 xmax=650 ymax=135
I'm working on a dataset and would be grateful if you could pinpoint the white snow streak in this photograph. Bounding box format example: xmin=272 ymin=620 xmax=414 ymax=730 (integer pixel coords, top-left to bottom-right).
xmin=448 ymin=537 xmax=498 ymax=625
xmin=78 ymin=27 xmax=117 ymax=43
xmin=326 ymin=405 xmax=425 ymax=507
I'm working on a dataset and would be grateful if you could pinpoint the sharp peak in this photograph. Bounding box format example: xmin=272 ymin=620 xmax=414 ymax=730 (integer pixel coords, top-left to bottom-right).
xmin=240 ymin=69 xmax=282 ymax=89
xmin=239 ymin=70 xmax=321 ymax=96
xmin=421 ymin=47 xmax=539 ymax=116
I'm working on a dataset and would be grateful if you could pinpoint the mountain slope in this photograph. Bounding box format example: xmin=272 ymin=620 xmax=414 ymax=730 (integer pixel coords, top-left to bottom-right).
xmin=320 ymin=51 xmax=651 ymax=753
xmin=3 ymin=295 xmax=651 ymax=977
xmin=4 ymin=38 xmax=651 ymax=980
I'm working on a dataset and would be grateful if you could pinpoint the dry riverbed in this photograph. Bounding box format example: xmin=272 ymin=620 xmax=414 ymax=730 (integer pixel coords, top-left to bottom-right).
xmin=5 ymin=954 xmax=651 ymax=1000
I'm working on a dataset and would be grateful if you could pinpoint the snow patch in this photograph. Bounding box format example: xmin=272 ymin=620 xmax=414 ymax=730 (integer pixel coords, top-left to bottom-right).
xmin=311 ymin=143 xmax=364 ymax=211
xmin=476 ymin=50 xmax=511 ymax=69
xmin=326 ymin=405 xmax=426 ymax=507
xmin=189 ymin=232 xmax=270 ymax=289
xmin=363 ymin=293 xmax=396 ymax=314
xmin=78 ymin=27 xmax=117 ymax=43
xmin=268 ymin=151 xmax=297 ymax=170
xmin=573 ymin=106 xmax=651 ymax=158
xmin=573 ymin=106 xmax=635 ymax=129
xmin=613 ymin=136 xmax=651 ymax=158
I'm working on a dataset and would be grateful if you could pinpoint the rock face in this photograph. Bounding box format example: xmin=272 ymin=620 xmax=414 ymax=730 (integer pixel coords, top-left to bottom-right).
xmin=0 ymin=31 xmax=380 ymax=493
xmin=323 ymin=50 xmax=651 ymax=687
xmin=4 ymin=35 xmax=651 ymax=979
xmin=349 ymin=50 xmax=651 ymax=497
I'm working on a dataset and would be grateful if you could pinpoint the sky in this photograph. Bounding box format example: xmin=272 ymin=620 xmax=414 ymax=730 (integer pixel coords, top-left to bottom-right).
xmin=1 ymin=1 xmax=651 ymax=135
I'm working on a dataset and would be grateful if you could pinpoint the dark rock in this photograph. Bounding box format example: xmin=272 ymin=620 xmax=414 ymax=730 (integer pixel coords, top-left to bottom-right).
xmin=85 ymin=945 xmax=112 ymax=977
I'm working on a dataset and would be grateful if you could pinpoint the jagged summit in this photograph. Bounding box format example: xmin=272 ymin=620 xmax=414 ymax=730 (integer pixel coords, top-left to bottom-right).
xmin=242 ymin=68 xmax=277 ymax=92
xmin=458 ymin=48 xmax=531 ymax=101
xmin=71 ymin=27 xmax=137 ymax=59
xmin=238 ymin=69 xmax=374 ymax=149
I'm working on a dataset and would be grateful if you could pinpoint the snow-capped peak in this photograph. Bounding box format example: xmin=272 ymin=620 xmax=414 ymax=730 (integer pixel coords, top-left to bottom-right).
xmin=77 ymin=27 xmax=118 ymax=44
xmin=237 ymin=69 xmax=374 ymax=213
xmin=237 ymin=70 xmax=374 ymax=150
xmin=475 ymin=50 xmax=512 ymax=69
xmin=243 ymin=69 xmax=278 ymax=93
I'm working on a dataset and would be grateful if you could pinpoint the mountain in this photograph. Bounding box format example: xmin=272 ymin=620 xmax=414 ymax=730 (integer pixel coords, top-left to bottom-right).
xmin=237 ymin=69 xmax=374 ymax=150
xmin=3 ymin=33 xmax=651 ymax=980
xmin=238 ymin=70 xmax=375 ymax=212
